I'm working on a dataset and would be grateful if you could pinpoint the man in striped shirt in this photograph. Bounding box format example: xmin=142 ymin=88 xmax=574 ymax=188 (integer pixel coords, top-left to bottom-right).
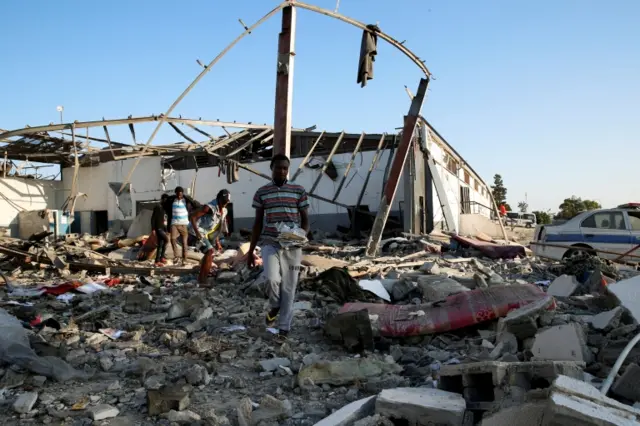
xmin=248 ymin=154 xmax=309 ymax=339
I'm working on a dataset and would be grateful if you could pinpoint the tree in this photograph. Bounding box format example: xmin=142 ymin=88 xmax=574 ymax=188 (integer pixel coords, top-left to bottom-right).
xmin=517 ymin=201 xmax=529 ymax=213
xmin=533 ymin=210 xmax=552 ymax=225
xmin=491 ymin=174 xmax=508 ymax=207
xmin=557 ymin=196 xmax=602 ymax=219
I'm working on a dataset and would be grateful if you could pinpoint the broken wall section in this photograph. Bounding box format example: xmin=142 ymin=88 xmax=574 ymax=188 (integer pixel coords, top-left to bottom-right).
xmin=60 ymin=157 xmax=164 ymax=232
xmin=166 ymin=150 xmax=405 ymax=232
xmin=0 ymin=177 xmax=63 ymax=236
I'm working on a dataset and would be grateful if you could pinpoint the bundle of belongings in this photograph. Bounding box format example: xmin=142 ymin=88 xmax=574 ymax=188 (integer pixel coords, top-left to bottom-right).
xmin=274 ymin=222 xmax=308 ymax=248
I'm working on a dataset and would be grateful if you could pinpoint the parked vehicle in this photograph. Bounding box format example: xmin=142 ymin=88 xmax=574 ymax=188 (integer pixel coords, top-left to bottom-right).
xmin=504 ymin=212 xmax=537 ymax=228
xmin=532 ymin=207 xmax=640 ymax=261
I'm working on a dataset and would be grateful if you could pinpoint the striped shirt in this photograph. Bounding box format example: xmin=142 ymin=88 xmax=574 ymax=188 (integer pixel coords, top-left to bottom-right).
xmin=252 ymin=181 xmax=309 ymax=240
xmin=171 ymin=199 xmax=189 ymax=226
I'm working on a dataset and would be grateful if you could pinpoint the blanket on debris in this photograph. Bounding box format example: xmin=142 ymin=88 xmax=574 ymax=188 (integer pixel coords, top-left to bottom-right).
xmin=339 ymin=284 xmax=552 ymax=337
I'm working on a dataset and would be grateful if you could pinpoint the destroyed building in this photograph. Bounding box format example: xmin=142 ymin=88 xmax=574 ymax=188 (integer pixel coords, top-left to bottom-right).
xmin=0 ymin=117 xmax=495 ymax=242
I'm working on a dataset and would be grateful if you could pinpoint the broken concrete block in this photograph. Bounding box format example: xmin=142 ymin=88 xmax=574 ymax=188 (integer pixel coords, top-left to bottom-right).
xmin=314 ymin=396 xmax=376 ymax=426
xmin=531 ymin=323 xmax=591 ymax=363
xmin=298 ymin=358 xmax=402 ymax=387
xmin=167 ymin=296 xmax=205 ymax=320
xmin=498 ymin=295 xmax=554 ymax=339
xmin=417 ymin=275 xmax=470 ymax=301
xmin=185 ymin=364 xmax=210 ymax=386
xmin=375 ymin=388 xmax=466 ymax=425
xmin=252 ymin=395 xmax=293 ymax=424
xmin=13 ymin=392 xmax=38 ymax=414
xmin=124 ymin=292 xmax=152 ymax=313
xmin=607 ymin=275 xmax=640 ymax=323
xmin=147 ymin=385 xmax=191 ymax=415
xmin=612 ymin=363 xmax=640 ymax=402
xmin=419 ymin=261 xmax=441 ymax=275
xmin=590 ymin=307 xmax=624 ymax=331
xmin=163 ymin=409 xmax=201 ymax=424
xmin=546 ymin=275 xmax=579 ymax=298
xmin=489 ymin=332 xmax=518 ymax=360
xmin=547 ymin=375 xmax=640 ymax=425
xmin=259 ymin=357 xmax=291 ymax=372
xmin=480 ymin=402 xmax=546 ymax=426
xmin=89 ymin=404 xmax=120 ymax=421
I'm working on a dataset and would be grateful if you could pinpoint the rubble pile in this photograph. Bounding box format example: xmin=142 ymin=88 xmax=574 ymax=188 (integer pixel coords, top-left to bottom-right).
xmin=0 ymin=229 xmax=640 ymax=425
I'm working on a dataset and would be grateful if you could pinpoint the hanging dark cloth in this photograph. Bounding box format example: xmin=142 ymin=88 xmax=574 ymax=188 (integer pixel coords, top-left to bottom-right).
xmin=226 ymin=161 xmax=239 ymax=184
xmin=357 ymin=24 xmax=379 ymax=88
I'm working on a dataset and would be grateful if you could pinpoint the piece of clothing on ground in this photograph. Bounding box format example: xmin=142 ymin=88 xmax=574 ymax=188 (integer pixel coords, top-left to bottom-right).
xmin=262 ymin=244 xmax=302 ymax=332
xmin=300 ymin=267 xmax=377 ymax=304
xmin=357 ymin=24 xmax=379 ymax=88
xmin=252 ymin=180 xmax=309 ymax=244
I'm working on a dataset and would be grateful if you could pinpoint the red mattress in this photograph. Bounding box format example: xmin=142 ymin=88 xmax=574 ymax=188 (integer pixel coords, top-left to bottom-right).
xmin=339 ymin=284 xmax=553 ymax=337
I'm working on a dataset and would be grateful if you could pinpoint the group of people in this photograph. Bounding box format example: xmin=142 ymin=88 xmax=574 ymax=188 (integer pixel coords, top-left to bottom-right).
xmin=150 ymin=154 xmax=309 ymax=339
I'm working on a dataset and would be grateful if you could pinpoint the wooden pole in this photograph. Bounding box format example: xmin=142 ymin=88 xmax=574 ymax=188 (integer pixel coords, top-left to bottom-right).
xmin=366 ymin=78 xmax=429 ymax=256
xmin=273 ymin=4 xmax=297 ymax=157
xmin=291 ymin=131 xmax=325 ymax=182
xmin=309 ymin=131 xmax=345 ymax=194
xmin=333 ymin=132 xmax=365 ymax=201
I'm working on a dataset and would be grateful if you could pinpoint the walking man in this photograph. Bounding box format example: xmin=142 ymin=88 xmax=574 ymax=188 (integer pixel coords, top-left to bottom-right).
xmin=163 ymin=186 xmax=199 ymax=264
xmin=247 ymin=154 xmax=309 ymax=339
xmin=190 ymin=189 xmax=231 ymax=284
xmin=151 ymin=193 xmax=170 ymax=266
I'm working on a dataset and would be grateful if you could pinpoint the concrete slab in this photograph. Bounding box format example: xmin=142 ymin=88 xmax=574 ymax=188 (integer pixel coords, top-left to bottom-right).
xmin=531 ymin=324 xmax=591 ymax=363
xmin=612 ymin=363 xmax=640 ymax=402
xmin=313 ymin=396 xmax=376 ymax=426
xmin=590 ymin=307 xmax=624 ymax=331
xmin=480 ymin=402 xmax=546 ymax=426
xmin=498 ymin=295 xmax=554 ymax=339
xmin=547 ymin=375 xmax=640 ymax=425
xmin=607 ymin=275 xmax=640 ymax=323
xmin=375 ymin=387 xmax=466 ymax=426
xmin=546 ymin=275 xmax=579 ymax=298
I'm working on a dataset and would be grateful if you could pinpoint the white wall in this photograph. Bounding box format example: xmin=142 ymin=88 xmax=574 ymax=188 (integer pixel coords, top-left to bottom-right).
xmin=428 ymin=140 xmax=492 ymax=230
xmin=0 ymin=177 xmax=62 ymax=231
xmin=61 ymin=157 xmax=163 ymax=222
xmin=165 ymin=150 xmax=403 ymax=228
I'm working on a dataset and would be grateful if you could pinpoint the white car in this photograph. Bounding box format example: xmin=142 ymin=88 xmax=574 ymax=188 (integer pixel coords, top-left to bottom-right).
xmin=532 ymin=207 xmax=640 ymax=261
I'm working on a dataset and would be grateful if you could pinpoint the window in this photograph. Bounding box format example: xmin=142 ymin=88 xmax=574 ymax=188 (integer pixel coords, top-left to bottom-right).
xmin=581 ymin=212 xmax=626 ymax=230
xmin=506 ymin=212 xmax=519 ymax=219
xmin=628 ymin=212 xmax=640 ymax=231
xmin=444 ymin=154 xmax=458 ymax=174
xmin=464 ymin=170 xmax=470 ymax=184
xmin=474 ymin=180 xmax=480 ymax=192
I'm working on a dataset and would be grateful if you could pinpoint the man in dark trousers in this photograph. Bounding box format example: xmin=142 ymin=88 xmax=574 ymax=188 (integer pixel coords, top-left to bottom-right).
xmin=162 ymin=186 xmax=200 ymax=263
xmin=151 ymin=193 xmax=170 ymax=266
xmin=247 ymin=154 xmax=309 ymax=339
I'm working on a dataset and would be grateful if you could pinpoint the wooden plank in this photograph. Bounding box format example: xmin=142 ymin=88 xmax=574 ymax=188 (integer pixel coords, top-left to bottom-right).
xmin=291 ymin=131 xmax=325 ymax=182
xmin=273 ymin=5 xmax=297 ymax=157
xmin=309 ymin=131 xmax=345 ymax=194
xmin=333 ymin=132 xmax=365 ymax=201
xmin=366 ymin=78 xmax=429 ymax=256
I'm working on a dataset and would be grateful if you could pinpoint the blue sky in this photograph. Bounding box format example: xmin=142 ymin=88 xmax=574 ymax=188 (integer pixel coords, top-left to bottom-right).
xmin=1 ymin=0 xmax=638 ymax=212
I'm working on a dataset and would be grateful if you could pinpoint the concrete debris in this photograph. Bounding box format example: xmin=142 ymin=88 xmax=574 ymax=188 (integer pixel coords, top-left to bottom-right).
xmin=531 ymin=323 xmax=592 ymax=363
xmin=13 ymin=391 xmax=38 ymax=414
xmin=314 ymin=396 xmax=376 ymax=426
xmin=0 ymin=228 xmax=638 ymax=425
xmin=375 ymin=387 xmax=467 ymax=425
xmin=612 ymin=363 xmax=640 ymax=403
xmin=89 ymin=404 xmax=120 ymax=421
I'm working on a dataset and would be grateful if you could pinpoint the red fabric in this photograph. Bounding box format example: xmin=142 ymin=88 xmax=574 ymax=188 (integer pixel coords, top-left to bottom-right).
xmin=138 ymin=232 xmax=158 ymax=261
xmin=499 ymin=205 xmax=507 ymax=216
xmin=453 ymin=235 xmax=526 ymax=259
xmin=339 ymin=284 xmax=553 ymax=337
xmin=42 ymin=281 xmax=82 ymax=295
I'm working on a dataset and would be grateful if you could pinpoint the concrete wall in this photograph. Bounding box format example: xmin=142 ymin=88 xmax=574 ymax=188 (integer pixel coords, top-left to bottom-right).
xmin=61 ymin=157 xmax=164 ymax=229
xmin=427 ymin=138 xmax=492 ymax=231
xmin=0 ymin=177 xmax=62 ymax=236
xmin=166 ymin=150 xmax=403 ymax=231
